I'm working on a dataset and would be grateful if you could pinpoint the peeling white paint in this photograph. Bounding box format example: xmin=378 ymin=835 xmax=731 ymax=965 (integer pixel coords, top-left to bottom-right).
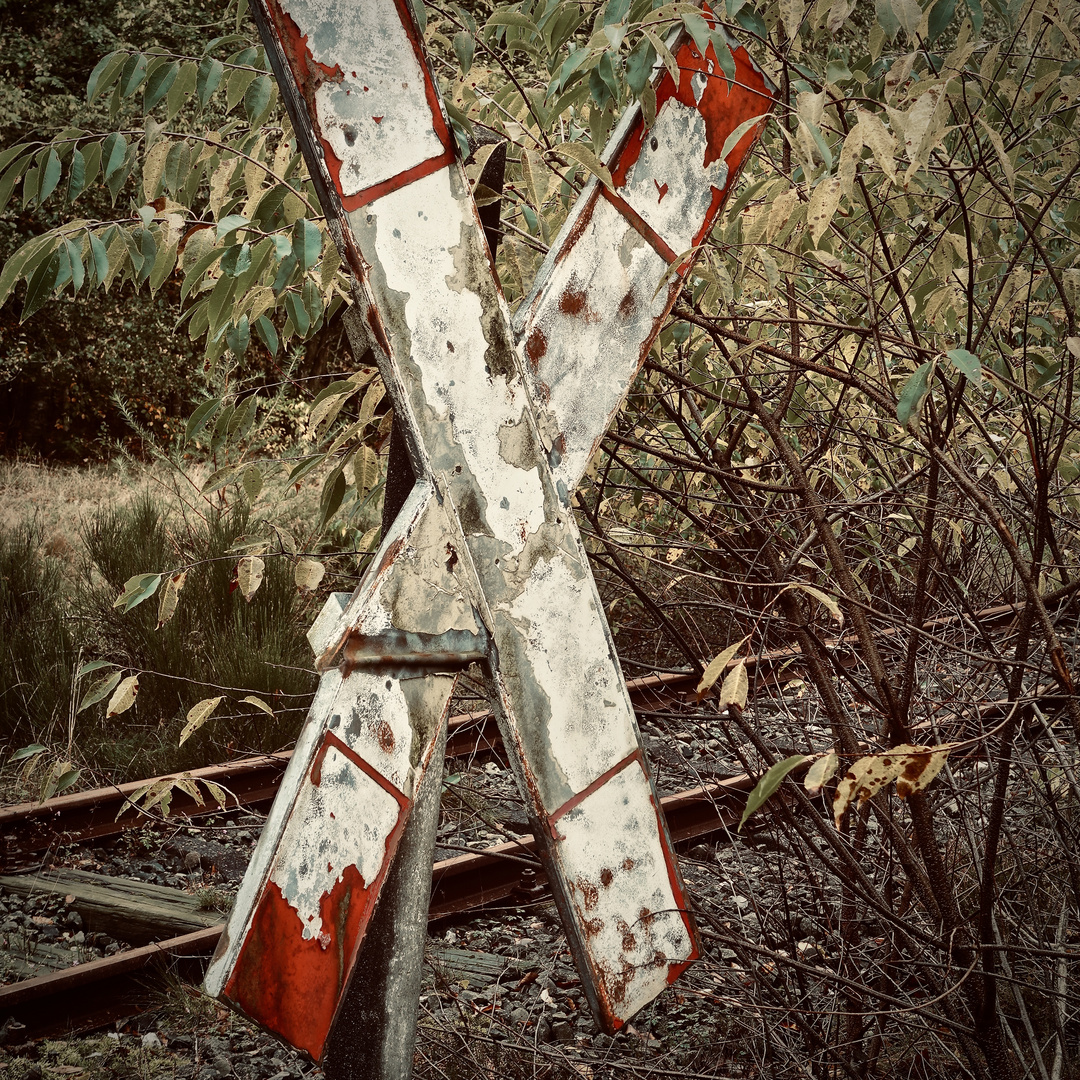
xmin=499 ymin=553 xmax=636 ymax=804
xmin=280 ymin=0 xmax=444 ymax=196
xmin=556 ymin=763 xmax=693 ymax=1022
xmin=206 ymin=667 xmax=346 ymax=994
xmin=356 ymin=168 xmax=546 ymax=551
xmin=616 ymin=99 xmax=729 ymax=256
xmin=270 ymin=742 xmax=401 ymax=942
xmin=516 ymin=193 xmax=671 ymax=495
xmin=327 ymin=673 xmax=416 ymax=795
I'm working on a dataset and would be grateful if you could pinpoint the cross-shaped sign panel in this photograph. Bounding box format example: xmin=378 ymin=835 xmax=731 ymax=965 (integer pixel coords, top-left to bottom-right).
xmin=204 ymin=0 xmax=773 ymax=1063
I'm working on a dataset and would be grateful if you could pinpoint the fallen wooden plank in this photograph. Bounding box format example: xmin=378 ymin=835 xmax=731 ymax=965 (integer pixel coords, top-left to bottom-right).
xmin=0 ymin=868 xmax=221 ymax=945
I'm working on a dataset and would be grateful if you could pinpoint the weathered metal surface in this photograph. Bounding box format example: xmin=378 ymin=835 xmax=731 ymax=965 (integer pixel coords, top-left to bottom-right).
xmin=516 ymin=27 xmax=774 ymax=495
xmin=206 ymin=0 xmax=774 ymax=1063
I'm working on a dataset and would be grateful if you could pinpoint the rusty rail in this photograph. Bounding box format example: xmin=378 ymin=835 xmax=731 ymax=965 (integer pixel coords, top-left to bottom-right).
xmin=0 ymin=771 xmax=755 ymax=1041
xmin=0 ymin=599 xmax=1026 ymax=864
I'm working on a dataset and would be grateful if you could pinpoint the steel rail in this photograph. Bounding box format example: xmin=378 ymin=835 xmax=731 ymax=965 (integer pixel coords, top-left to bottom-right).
xmin=0 ymin=771 xmax=757 ymax=1041
xmin=0 ymin=599 xmax=1027 ymax=864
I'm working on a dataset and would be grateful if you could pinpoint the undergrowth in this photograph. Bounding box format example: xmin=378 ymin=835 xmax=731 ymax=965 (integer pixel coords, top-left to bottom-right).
xmin=0 ymin=490 xmax=320 ymax=793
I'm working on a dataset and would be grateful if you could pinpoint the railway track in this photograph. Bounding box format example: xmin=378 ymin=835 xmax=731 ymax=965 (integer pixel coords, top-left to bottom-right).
xmin=0 ymin=602 xmax=1033 ymax=1041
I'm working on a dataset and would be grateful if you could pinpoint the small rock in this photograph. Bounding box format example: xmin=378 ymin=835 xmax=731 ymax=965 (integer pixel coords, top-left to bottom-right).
xmin=550 ymin=1020 xmax=575 ymax=1043
xmin=184 ymin=851 xmax=203 ymax=873
xmin=38 ymin=924 xmax=61 ymax=942
xmin=141 ymin=1032 xmax=163 ymax=1050
xmin=509 ymin=1007 xmax=530 ymax=1026
xmin=64 ymin=911 xmax=83 ymax=930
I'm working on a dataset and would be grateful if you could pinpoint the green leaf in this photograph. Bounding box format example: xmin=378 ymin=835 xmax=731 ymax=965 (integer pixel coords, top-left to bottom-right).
xmin=453 ymin=31 xmax=475 ymax=76
xmin=21 ymin=251 xmax=61 ymax=322
xmin=67 ymin=147 xmax=87 ymax=201
xmin=945 ymin=348 xmax=982 ymax=384
xmin=197 ymin=57 xmax=225 ymax=106
xmin=55 ymin=768 xmax=81 ymax=795
xmin=64 ymin=238 xmax=85 ymax=292
xmin=38 ymin=149 xmax=62 ymax=205
xmin=226 ymin=314 xmax=251 ymax=358
xmin=286 ymin=290 xmax=310 ymax=337
xmin=739 ymin=755 xmax=808 ymax=829
xmin=0 ymin=234 xmax=58 ymax=308
xmin=87 ymin=233 xmax=109 ymax=285
xmin=896 ymin=361 xmax=933 ymax=425
xmin=410 ymin=0 xmax=428 ymax=32
xmin=102 ymin=133 xmax=128 ymax=181
xmin=87 ymin=51 xmax=126 ymax=101
xmin=320 ymin=467 xmax=347 ymax=526
xmin=681 ymin=12 xmax=712 ymax=54
xmin=144 ymin=60 xmax=179 ymax=110
xmin=254 ymin=315 xmax=279 ymax=355
xmin=78 ymin=671 xmax=122 ymax=712
xmin=625 ymin=39 xmax=656 ymax=97
xmin=185 ymin=396 xmax=223 ymax=441
xmin=113 ymin=572 xmax=162 ymax=613
xmin=78 ymin=659 xmax=118 ymax=677
xmin=293 ymin=218 xmax=322 ymax=271
xmin=217 ymin=214 xmax=250 ymax=240
xmin=244 ymin=74 xmax=273 ymax=122
xmin=589 ymin=52 xmax=619 ymax=107
xmin=120 ymin=53 xmax=149 ymax=98
xmin=220 ymin=242 xmax=252 ymax=277
xmin=10 ymin=743 xmax=47 ymax=763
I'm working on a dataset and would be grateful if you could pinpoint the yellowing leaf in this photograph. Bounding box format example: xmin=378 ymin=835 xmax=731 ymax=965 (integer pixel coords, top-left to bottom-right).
xmin=179 ymin=696 xmax=223 ymax=746
xmin=294 ymin=557 xmax=326 ymax=594
xmin=156 ymin=570 xmax=187 ymax=630
xmin=781 ymin=583 xmax=844 ymax=625
xmin=808 ymin=176 xmax=842 ymax=245
xmin=695 ymin=637 xmax=747 ymax=699
xmin=894 ymin=744 xmax=950 ymax=798
xmin=106 ymin=674 xmax=139 ymax=717
xmin=557 ymin=142 xmax=613 ymax=190
xmin=237 ymin=555 xmax=264 ymax=602
xmin=242 ymin=694 xmax=274 ymax=716
xmin=833 ymin=751 xmax=905 ymax=826
xmin=717 ymin=658 xmax=749 ymax=711
xmin=805 ymin=751 xmax=840 ymax=794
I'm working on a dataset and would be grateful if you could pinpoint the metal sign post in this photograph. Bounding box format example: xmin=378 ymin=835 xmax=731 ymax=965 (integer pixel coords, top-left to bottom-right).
xmin=204 ymin=1 xmax=773 ymax=1074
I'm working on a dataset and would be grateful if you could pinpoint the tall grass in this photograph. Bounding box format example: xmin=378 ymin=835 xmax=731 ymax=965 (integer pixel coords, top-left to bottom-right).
xmin=1 ymin=493 xmax=319 ymax=790
xmin=0 ymin=521 xmax=80 ymax=754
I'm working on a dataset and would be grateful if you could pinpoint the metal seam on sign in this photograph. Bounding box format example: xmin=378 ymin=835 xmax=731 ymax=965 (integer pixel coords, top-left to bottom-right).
xmin=547 ymin=749 xmax=645 ymax=829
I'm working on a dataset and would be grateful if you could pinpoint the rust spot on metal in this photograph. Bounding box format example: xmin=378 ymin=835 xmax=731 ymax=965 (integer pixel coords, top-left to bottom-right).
xmin=376 ymin=720 xmax=395 ymax=754
xmin=638 ymin=906 xmax=654 ymax=926
xmin=617 ymin=289 xmax=637 ymax=321
xmin=524 ymin=327 xmax=547 ymax=369
xmin=622 ymin=857 xmax=634 ymax=872
xmin=583 ymin=917 xmax=604 ymax=936
xmin=558 ymin=282 xmax=589 ymax=318
xmin=654 ymin=180 xmax=669 ymax=201
xmin=445 ymin=542 xmax=458 ymax=573
xmin=579 ymin=878 xmax=599 ymax=911
xmin=600 ymin=867 xmax=614 ymax=888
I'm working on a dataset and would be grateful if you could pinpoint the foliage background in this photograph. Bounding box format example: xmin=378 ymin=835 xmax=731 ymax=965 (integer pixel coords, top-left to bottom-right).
xmin=2 ymin=0 xmax=1080 ymax=1076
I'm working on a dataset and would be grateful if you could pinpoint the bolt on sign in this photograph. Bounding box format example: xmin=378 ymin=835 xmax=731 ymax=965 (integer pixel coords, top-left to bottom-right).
xmin=205 ymin=0 xmax=773 ymax=1063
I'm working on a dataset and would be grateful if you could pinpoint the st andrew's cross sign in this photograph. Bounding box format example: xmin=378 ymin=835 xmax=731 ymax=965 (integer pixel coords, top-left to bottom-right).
xmin=205 ymin=0 xmax=773 ymax=1067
